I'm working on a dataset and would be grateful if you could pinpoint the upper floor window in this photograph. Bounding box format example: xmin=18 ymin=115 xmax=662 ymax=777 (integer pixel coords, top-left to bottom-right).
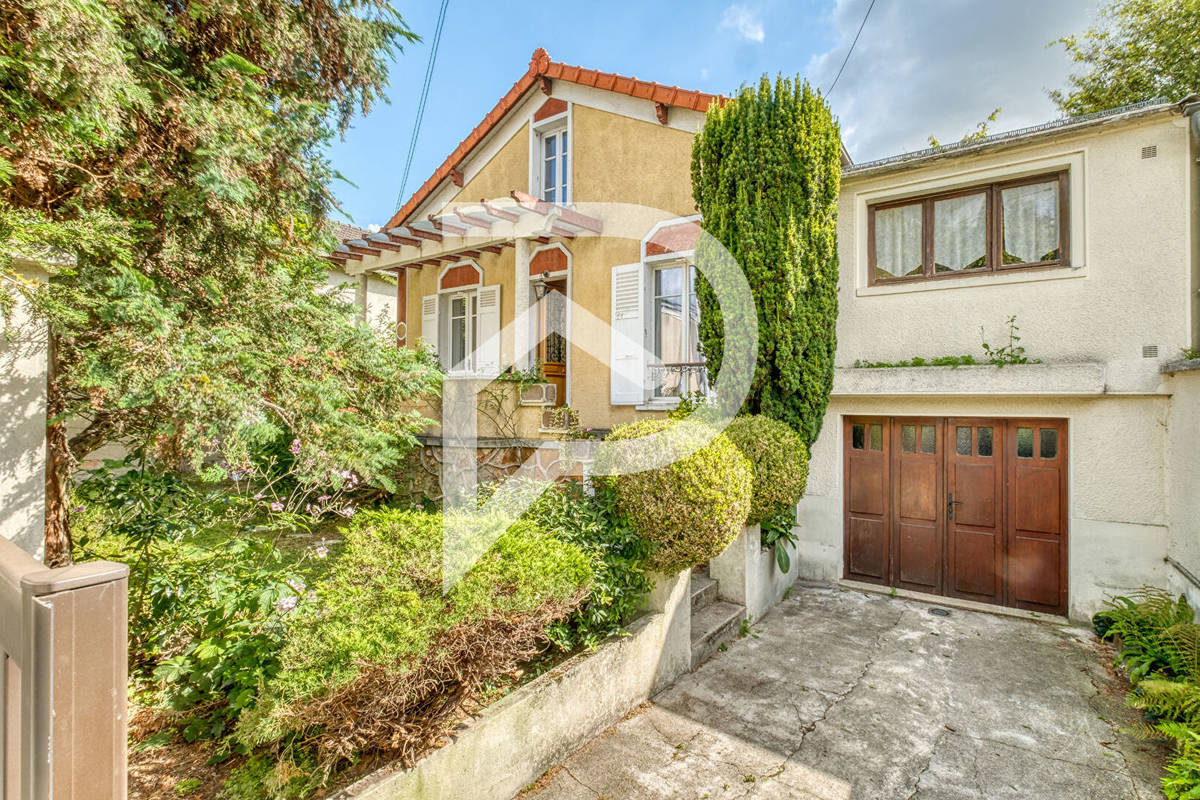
xmin=538 ymin=125 xmax=569 ymax=204
xmin=869 ymin=171 xmax=1069 ymax=285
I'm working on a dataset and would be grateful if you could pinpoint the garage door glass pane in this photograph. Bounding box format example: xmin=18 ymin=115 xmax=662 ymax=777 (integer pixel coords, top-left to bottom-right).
xmin=852 ymin=423 xmax=865 ymax=450
xmin=955 ymin=426 xmax=971 ymax=455
xmin=901 ymin=425 xmax=916 ymax=453
xmin=920 ymin=425 xmax=936 ymax=454
xmin=977 ymin=427 xmax=994 ymax=457
xmin=870 ymin=424 xmax=883 ymax=451
xmin=1017 ymin=427 xmax=1034 ymax=458
xmin=1002 ymin=181 xmax=1060 ymax=264
xmin=934 ymin=193 xmax=987 ymax=273
xmin=1040 ymin=428 xmax=1058 ymax=459
xmin=874 ymin=204 xmax=924 ymax=279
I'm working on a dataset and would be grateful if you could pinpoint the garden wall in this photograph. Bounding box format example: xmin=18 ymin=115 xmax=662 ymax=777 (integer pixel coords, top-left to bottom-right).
xmin=338 ymin=569 xmax=691 ymax=800
xmin=0 ymin=257 xmax=47 ymax=557
xmin=709 ymin=524 xmax=801 ymax=623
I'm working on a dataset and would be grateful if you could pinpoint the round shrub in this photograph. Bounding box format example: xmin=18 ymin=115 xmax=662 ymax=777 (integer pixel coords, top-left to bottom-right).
xmin=604 ymin=418 xmax=752 ymax=573
xmin=722 ymin=414 xmax=810 ymax=525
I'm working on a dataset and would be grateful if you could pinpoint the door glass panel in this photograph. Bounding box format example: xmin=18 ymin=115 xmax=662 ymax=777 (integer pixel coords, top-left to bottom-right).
xmin=852 ymin=423 xmax=865 ymax=450
xmin=869 ymin=424 xmax=883 ymax=451
xmin=874 ymin=204 xmax=924 ymax=279
xmin=901 ymin=424 xmax=917 ymax=453
xmin=977 ymin=426 xmax=994 ymax=457
xmin=920 ymin=425 xmax=936 ymax=454
xmin=1017 ymin=427 xmax=1034 ymax=458
xmin=955 ymin=426 xmax=971 ymax=456
xmin=1040 ymin=428 xmax=1058 ymax=459
xmin=934 ymin=193 xmax=988 ymax=272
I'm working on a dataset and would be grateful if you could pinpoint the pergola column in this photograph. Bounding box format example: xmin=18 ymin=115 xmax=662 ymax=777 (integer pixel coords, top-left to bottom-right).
xmin=514 ymin=236 xmax=532 ymax=369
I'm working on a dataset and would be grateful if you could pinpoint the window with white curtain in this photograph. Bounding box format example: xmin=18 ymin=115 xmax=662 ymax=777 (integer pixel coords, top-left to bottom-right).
xmin=869 ymin=171 xmax=1067 ymax=284
xmin=446 ymin=291 xmax=477 ymax=373
xmin=650 ymin=262 xmax=703 ymax=398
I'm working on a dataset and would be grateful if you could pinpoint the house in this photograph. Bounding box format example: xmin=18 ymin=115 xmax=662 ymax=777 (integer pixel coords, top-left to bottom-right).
xmin=795 ymin=97 xmax=1200 ymax=621
xmin=331 ymin=48 xmax=1200 ymax=621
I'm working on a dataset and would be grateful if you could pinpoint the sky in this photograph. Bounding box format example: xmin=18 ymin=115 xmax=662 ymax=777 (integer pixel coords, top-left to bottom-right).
xmin=327 ymin=0 xmax=1100 ymax=229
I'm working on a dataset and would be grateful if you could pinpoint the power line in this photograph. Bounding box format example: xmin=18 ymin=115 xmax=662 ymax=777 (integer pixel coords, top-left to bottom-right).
xmin=395 ymin=0 xmax=451 ymax=213
xmin=825 ymin=0 xmax=877 ymax=97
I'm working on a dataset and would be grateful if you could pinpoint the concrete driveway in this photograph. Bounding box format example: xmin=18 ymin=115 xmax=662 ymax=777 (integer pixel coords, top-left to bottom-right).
xmin=519 ymin=588 xmax=1166 ymax=800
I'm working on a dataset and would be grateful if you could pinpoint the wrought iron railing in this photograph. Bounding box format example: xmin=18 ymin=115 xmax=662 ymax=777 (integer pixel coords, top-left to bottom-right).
xmin=647 ymin=361 xmax=709 ymax=399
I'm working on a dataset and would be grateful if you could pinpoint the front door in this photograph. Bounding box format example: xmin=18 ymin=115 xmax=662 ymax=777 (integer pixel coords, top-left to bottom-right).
xmin=537 ymin=280 xmax=567 ymax=407
xmin=843 ymin=416 xmax=1067 ymax=615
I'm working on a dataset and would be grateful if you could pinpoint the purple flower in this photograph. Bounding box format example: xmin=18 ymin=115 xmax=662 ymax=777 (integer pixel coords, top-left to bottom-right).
xmin=317 ymin=495 xmax=330 ymax=502
xmin=315 ymin=545 xmax=328 ymax=559
xmin=289 ymin=438 xmax=302 ymax=456
xmin=337 ymin=505 xmax=356 ymax=518
xmin=253 ymin=492 xmax=264 ymax=500
xmin=270 ymin=501 xmax=284 ymax=512
xmin=276 ymin=596 xmax=297 ymax=614
xmin=72 ymin=505 xmax=84 ymax=512
xmin=286 ymin=578 xmax=306 ymax=594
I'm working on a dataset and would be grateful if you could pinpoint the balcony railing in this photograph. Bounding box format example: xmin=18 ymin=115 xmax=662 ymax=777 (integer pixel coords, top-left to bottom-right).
xmin=648 ymin=361 xmax=709 ymax=399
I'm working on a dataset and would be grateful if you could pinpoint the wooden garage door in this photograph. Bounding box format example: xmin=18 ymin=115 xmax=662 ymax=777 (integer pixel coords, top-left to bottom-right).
xmin=843 ymin=417 xmax=1067 ymax=615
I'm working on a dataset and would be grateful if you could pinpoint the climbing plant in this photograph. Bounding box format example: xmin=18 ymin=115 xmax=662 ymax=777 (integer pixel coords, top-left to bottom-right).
xmin=691 ymin=76 xmax=842 ymax=445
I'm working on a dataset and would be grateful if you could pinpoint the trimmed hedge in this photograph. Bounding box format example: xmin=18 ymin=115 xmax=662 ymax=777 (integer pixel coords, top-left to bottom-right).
xmin=604 ymin=418 xmax=751 ymax=573
xmin=723 ymin=414 xmax=810 ymax=526
xmin=237 ymin=509 xmax=593 ymax=771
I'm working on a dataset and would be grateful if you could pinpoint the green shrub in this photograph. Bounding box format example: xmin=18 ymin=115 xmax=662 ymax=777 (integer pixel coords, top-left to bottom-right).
xmin=523 ymin=479 xmax=653 ymax=650
xmin=238 ymin=509 xmax=593 ymax=772
xmin=722 ymin=415 xmax=810 ymax=526
xmin=604 ymin=418 xmax=752 ymax=573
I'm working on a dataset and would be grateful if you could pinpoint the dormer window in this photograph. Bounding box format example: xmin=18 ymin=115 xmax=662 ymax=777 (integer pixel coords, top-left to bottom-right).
xmin=538 ymin=124 xmax=569 ymax=204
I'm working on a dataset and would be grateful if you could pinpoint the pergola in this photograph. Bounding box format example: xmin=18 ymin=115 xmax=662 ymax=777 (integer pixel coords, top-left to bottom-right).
xmin=326 ymin=190 xmax=603 ymax=275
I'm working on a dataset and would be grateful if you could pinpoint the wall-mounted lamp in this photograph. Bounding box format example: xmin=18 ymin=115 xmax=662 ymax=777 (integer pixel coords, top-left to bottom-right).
xmin=533 ymin=270 xmax=552 ymax=300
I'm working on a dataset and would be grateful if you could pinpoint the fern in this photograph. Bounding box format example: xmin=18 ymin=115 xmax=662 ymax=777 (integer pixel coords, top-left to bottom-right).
xmin=1132 ymin=679 xmax=1200 ymax=726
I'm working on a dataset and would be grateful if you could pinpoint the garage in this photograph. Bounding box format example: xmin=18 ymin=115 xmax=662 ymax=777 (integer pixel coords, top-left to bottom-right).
xmin=843 ymin=416 xmax=1068 ymax=615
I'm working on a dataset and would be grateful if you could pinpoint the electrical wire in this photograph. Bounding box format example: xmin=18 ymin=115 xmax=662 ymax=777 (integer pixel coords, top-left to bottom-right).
xmin=825 ymin=0 xmax=877 ymax=97
xmin=395 ymin=0 xmax=451 ymax=212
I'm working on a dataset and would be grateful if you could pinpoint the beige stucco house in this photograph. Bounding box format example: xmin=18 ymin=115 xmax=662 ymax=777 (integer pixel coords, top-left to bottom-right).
xmin=332 ymin=48 xmax=1200 ymax=621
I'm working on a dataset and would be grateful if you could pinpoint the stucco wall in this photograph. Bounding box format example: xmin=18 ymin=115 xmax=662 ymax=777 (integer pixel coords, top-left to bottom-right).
xmin=0 ymin=259 xmax=48 ymax=557
xmin=795 ymin=391 xmax=1172 ymax=621
xmin=324 ymin=268 xmax=399 ymax=332
xmin=1166 ymin=371 xmax=1200 ymax=609
xmin=400 ymin=95 xmax=699 ymax=431
xmin=838 ymin=112 xmax=1193 ymax=368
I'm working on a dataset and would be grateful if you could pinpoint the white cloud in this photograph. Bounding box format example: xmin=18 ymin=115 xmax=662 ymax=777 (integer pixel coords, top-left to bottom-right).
xmin=807 ymin=0 xmax=1100 ymax=164
xmin=720 ymin=4 xmax=766 ymax=43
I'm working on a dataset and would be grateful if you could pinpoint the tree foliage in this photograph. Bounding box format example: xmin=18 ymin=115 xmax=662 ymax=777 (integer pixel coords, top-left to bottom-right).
xmin=1050 ymin=0 xmax=1200 ymax=116
xmin=691 ymin=76 xmax=841 ymax=445
xmin=0 ymin=0 xmax=437 ymax=561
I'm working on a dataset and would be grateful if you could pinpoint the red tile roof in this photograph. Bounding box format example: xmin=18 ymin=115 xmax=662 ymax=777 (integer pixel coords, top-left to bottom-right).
xmin=384 ymin=49 xmax=726 ymax=230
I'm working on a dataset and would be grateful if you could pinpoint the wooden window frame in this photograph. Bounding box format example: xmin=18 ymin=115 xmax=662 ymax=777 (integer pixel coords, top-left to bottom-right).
xmin=867 ymin=170 xmax=1070 ymax=286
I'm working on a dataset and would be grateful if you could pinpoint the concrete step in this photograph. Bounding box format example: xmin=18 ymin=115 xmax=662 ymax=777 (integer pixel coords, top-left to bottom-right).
xmin=690 ymin=573 xmax=718 ymax=613
xmin=690 ymin=599 xmax=746 ymax=668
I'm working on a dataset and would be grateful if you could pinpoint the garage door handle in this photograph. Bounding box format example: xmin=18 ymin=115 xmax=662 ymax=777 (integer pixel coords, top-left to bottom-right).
xmin=947 ymin=493 xmax=964 ymax=520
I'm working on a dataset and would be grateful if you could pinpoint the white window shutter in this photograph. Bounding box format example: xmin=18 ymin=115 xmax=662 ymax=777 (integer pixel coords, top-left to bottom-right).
xmin=610 ymin=263 xmax=645 ymax=405
xmin=475 ymin=284 xmax=501 ymax=376
xmin=421 ymin=294 xmax=439 ymax=357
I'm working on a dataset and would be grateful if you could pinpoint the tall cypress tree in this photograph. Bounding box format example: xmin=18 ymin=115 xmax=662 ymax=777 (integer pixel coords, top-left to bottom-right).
xmin=691 ymin=76 xmax=841 ymax=445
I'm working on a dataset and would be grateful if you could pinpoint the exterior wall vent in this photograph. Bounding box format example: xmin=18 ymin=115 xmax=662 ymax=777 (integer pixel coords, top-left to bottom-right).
xmin=1143 ymin=344 xmax=1159 ymax=359
xmin=1141 ymin=144 xmax=1158 ymax=159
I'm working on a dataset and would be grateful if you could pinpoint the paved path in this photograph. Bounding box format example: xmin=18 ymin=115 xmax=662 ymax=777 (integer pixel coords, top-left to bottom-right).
xmin=520 ymin=588 xmax=1166 ymax=800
